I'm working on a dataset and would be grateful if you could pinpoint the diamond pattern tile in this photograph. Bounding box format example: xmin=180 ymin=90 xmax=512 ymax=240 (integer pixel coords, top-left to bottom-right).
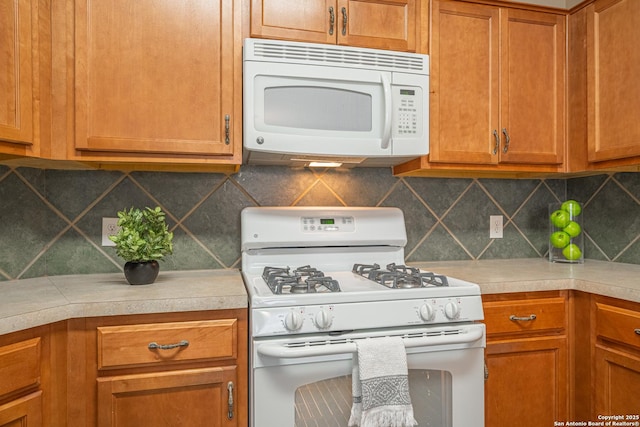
xmin=0 ymin=172 xmax=68 ymax=279
xmin=381 ymin=182 xmax=438 ymax=254
xmin=1 ymin=164 xmax=640 ymax=281
xmin=405 ymin=177 xmax=472 ymax=217
xmin=584 ymin=179 xmax=640 ymax=259
xmin=132 ymin=171 xmax=226 ymax=219
xmin=511 ymin=184 xmax=559 ymax=256
xmin=442 ymin=183 xmax=500 ymax=258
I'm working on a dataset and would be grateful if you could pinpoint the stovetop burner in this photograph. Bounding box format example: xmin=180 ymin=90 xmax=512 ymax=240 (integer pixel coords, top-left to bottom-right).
xmin=353 ymin=263 xmax=449 ymax=288
xmin=262 ymin=266 xmax=341 ymax=295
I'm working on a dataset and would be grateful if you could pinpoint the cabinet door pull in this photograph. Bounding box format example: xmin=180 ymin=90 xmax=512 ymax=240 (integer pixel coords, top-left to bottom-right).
xmin=227 ymin=381 xmax=234 ymax=419
xmin=492 ymin=129 xmax=499 ymax=155
xmin=224 ymin=114 xmax=230 ymax=145
xmin=148 ymin=340 xmax=189 ymax=350
xmin=341 ymin=7 xmax=347 ymax=36
xmin=635 ymin=328 xmax=640 ymax=335
xmin=502 ymin=128 xmax=510 ymax=153
xmin=509 ymin=314 xmax=536 ymax=322
xmin=484 ymin=362 xmax=489 ymax=380
xmin=329 ymin=7 xmax=335 ymax=35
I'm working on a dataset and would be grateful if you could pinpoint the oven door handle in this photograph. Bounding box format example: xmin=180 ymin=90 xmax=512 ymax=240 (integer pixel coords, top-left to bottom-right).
xmin=256 ymin=327 xmax=484 ymax=359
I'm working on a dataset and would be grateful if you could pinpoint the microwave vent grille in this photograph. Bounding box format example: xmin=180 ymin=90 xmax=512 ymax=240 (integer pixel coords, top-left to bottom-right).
xmin=251 ymin=40 xmax=426 ymax=73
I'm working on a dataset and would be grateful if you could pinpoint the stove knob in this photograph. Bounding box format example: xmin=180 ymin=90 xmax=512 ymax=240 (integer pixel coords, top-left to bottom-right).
xmin=418 ymin=304 xmax=435 ymax=321
xmin=315 ymin=309 xmax=333 ymax=329
xmin=284 ymin=311 xmax=304 ymax=331
xmin=444 ymin=302 xmax=460 ymax=320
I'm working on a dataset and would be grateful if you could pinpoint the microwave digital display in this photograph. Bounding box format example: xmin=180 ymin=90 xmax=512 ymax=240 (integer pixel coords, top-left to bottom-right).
xmin=400 ymin=89 xmax=415 ymax=96
xmin=320 ymin=218 xmax=335 ymax=225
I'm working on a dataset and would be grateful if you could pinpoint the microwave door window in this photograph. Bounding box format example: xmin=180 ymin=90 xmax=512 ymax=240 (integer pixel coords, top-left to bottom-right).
xmin=264 ymin=86 xmax=373 ymax=132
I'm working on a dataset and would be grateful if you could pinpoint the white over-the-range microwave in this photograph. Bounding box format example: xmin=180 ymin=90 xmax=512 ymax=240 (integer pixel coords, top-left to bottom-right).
xmin=243 ymin=38 xmax=429 ymax=167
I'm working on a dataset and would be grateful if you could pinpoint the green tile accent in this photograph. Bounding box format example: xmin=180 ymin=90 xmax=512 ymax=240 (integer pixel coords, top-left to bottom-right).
xmin=44 ymin=169 xmax=123 ymax=220
xmin=0 ymin=173 xmax=68 ymax=278
xmin=132 ymin=171 xmax=226 ymax=219
xmin=1 ymin=163 xmax=640 ymax=280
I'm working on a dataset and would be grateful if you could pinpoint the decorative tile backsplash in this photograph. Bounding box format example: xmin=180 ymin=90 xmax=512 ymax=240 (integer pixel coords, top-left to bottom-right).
xmin=1 ymin=164 xmax=639 ymax=281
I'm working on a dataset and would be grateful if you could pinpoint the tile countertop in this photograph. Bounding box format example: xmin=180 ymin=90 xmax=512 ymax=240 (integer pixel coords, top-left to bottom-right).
xmin=0 ymin=269 xmax=247 ymax=336
xmin=412 ymin=258 xmax=640 ymax=302
xmin=2 ymin=259 xmax=640 ymax=336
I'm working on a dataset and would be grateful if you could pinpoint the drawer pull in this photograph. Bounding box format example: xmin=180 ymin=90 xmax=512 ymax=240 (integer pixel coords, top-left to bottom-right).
xmin=509 ymin=314 xmax=537 ymax=322
xmin=148 ymin=340 xmax=189 ymax=350
xmin=635 ymin=329 xmax=640 ymax=336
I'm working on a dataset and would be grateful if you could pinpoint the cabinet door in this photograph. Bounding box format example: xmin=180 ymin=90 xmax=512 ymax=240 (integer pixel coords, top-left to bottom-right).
xmin=97 ymin=367 xmax=237 ymax=427
xmin=594 ymin=345 xmax=640 ymax=417
xmin=429 ymin=1 xmax=500 ymax=164
xmin=251 ymin=0 xmax=336 ymax=44
xmin=0 ymin=391 xmax=42 ymax=427
xmin=251 ymin=0 xmax=416 ymax=52
xmin=500 ymin=9 xmax=565 ymax=165
xmin=0 ymin=0 xmax=34 ymax=148
xmin=74 ymin=0 xmax=235 ymax=157
xmin=338 ymin=0 xmax=416 ymax=51
xmin=587 ymin=0 xmax=640 ymax=162
xmin=485 ymin=337 xmax=568 ymax=427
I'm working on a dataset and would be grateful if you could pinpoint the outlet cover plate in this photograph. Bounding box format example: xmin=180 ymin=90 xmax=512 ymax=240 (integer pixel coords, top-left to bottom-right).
xmin=102 ymin=218 xmax=120 ymax=246
xmin=490 ymin=215 xmax=503 ymax=239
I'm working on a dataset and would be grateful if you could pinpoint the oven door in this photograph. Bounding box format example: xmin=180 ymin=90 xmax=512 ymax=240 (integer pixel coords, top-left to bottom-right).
xmin=250 ymin=323 xmax=485 ymax=427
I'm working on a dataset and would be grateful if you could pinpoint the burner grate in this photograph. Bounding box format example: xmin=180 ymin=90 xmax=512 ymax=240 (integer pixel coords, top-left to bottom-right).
xmin=353 ymin=263 xmax=449 ymax=288
xmin=262 ymin=266 xmax=341 ymax=294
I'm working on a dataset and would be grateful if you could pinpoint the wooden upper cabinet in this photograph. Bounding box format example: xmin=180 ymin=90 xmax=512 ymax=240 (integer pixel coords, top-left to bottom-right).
xmin=587 ymin=0 xmax=640 ymax=162
xmin=429 ymin=1 xmax=500 ymax=164
xmin=251 ymin=0 xmax=417 ymax=52
xmin=73 ymin=0 xmax=237 ymax=158
xmin=429 ymin=1 xmax=565 ymax=166
xmin=500 ymin=9 xmax=565 ymax=165
xmin=0 ymin=0 xmax=35 ymax=153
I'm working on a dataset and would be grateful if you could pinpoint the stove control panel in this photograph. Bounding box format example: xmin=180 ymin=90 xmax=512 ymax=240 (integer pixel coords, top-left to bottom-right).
xmin=301 ymin=216 xmax=355 ymax=233
xmin=250 ymin=296 xmax=483 ymax=337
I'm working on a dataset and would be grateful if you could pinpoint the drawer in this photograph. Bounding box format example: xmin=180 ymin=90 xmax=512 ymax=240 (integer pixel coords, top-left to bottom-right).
xmin=97 ymin=319 xmax=237 ymax=370
xmin=483 ymin=297 xmax=566 ymax=336
xmin=0 ymin=338 xmax=41 ymax=398
xmin=595 ymin=303 xmax=640 ymax=351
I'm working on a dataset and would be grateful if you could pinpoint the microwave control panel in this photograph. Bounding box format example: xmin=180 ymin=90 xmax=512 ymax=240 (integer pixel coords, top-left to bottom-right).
xmin=392 ymin=87 xmax=423 ymax=138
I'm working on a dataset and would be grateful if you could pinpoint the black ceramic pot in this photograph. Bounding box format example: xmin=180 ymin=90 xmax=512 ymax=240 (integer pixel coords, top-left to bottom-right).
xmin=123 ymin=260 xmax=159 ymax=285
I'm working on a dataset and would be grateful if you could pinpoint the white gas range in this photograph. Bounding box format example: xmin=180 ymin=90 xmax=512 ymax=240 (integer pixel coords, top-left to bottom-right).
xmin=241 ymin=206 xmax=484 ymax=336
xmin=241 ymin=206 xmax=486 ymax=427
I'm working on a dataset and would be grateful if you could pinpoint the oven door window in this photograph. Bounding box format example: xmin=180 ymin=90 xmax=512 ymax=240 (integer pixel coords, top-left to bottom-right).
xmin=294 ymin=370 xmax=452 ymax=426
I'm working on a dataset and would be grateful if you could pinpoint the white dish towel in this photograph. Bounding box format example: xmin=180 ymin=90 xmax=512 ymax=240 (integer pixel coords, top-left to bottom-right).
xmin=348 ymin=336 xmax=417 ymax=427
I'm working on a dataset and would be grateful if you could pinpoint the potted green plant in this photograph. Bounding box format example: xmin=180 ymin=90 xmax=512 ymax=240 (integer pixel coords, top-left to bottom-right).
xmin=109 ymin=206 xmax=174 ymax=285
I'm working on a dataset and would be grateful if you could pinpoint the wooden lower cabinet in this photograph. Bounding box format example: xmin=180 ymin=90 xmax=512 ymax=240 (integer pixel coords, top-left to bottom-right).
xmin=594 ymin=345 xmax=640 ymax=415
xmin=0 ymin=392 xmax=43 ymax=427
xmin=69 ymin=309 xmax=248 ymax=427
xmin=0 ymin=322 xmax=67 ymax=427
xmin=97 ymin=367 xmax=236 ymax=427
xmin=486 ymin=337 xmax=568 ymax=426
xmin=592 ymin=296 xmax=640 ymax=418
xmin=483 ymin=291 xmax=569 ymax=427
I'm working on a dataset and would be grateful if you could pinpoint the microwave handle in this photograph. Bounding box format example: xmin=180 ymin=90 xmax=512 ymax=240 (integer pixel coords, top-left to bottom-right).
xmin=381 ymin=73 xmax=392 ymax=150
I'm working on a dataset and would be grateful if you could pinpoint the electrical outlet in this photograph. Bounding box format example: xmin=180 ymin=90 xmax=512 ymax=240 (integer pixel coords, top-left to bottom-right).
xmin=102 ymin=218 xmax=120 ymax=246
xmin=490 ymin=215 xmax=503 ymax=239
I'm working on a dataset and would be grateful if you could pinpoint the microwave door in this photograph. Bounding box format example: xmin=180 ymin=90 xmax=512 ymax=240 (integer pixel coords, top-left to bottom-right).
xmin=244 ymin=62 xmax=392 ymax=157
